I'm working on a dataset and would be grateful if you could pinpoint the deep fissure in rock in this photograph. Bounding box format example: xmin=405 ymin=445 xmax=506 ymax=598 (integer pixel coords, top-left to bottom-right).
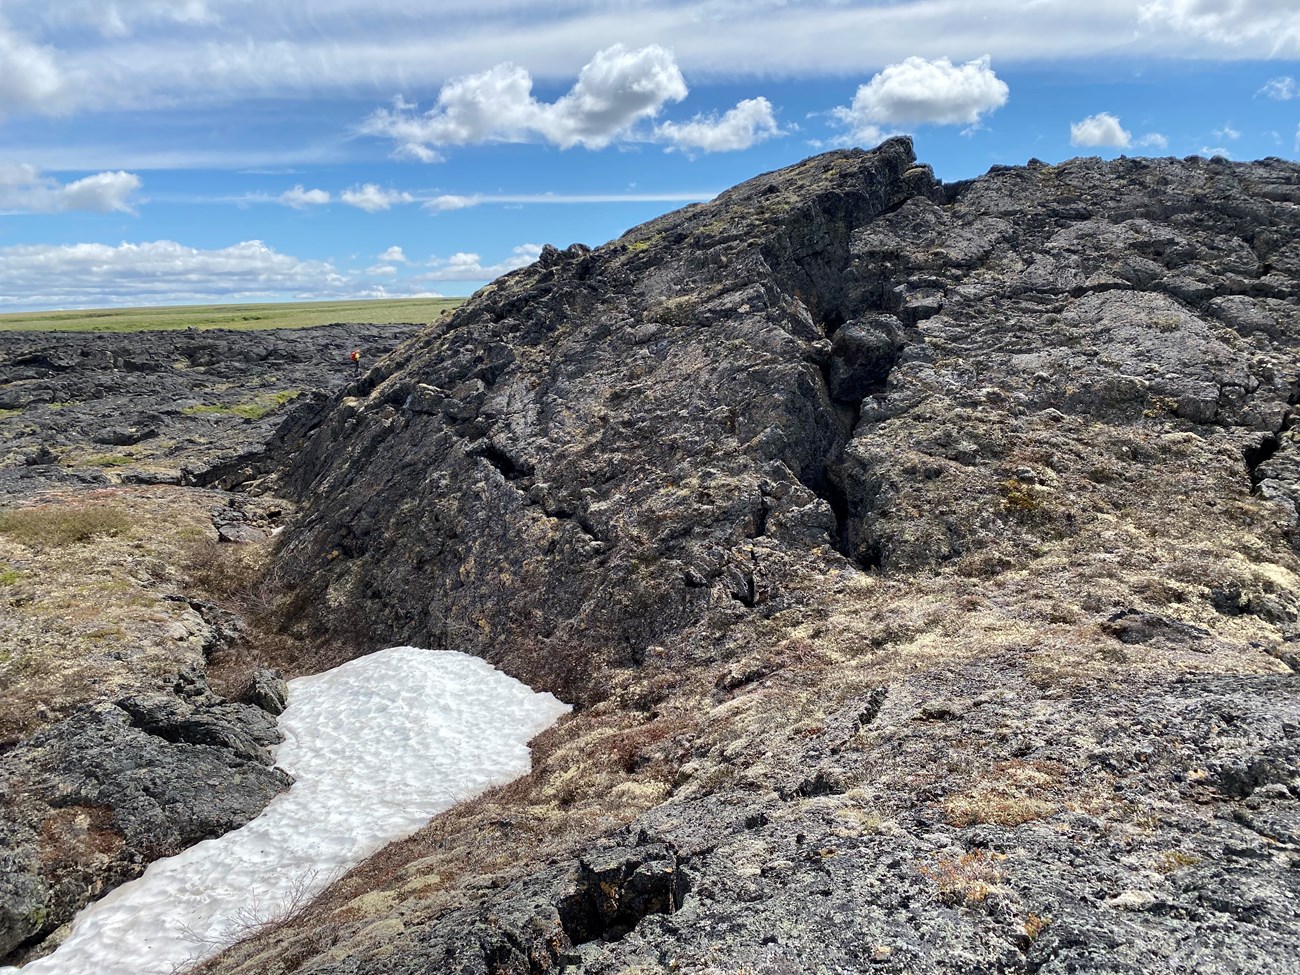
xmin=557 ymin=847 xmax=688 ymax=949
xmin=1246 ymin=433 xmax=1282 ymax=489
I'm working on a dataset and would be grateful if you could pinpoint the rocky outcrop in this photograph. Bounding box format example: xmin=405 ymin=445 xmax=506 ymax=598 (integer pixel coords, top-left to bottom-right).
xmin=208 ymin=141 xmax=1300 ymax=972
xmin=0 ymin=669 xmax=290 ymax=964
xmin=269 ymin=141 xmax=1300 ymax=685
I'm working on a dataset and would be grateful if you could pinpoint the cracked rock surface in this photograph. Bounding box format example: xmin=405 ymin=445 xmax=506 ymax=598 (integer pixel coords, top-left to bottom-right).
xmin=199 ymin=140 xmax=1299 ymax=973
xmin=0 ymin=670 xmax=290 ymax=964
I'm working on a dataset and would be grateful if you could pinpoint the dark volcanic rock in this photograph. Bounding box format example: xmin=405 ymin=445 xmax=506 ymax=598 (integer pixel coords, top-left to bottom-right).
xmin=207 ymin=141 xmax=1300 ymax=973
xmin=0 ymin=322 xmax=422 ymax=498
xmin=0 ymin=677 xmax=290 ymax=963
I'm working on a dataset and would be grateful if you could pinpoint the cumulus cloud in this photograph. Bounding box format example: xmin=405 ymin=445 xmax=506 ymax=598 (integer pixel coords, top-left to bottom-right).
xmin=363 ymin=44 xmax=688 ymax=158
xmin=1214 ymin=123 xmax=1241 ymax=140
xmin=1200 ymin=145 xmax=1232 ymax=158
xmin=4 ymin=3 xmax=1299 ymax=123
xmin=0 ymin=22 xmax=67 ymax=118
xmin=0 ymin=165 xmax=142 ymax=213
xmin=0 ymin=237 xmax=454 ymax=310
xmin=1140 ymin=0 xmax=1300 ymax=52
xmin=833 ymin=55 xmax=1008 ymax=143
xmin=378 ymin=245 xmax=408 ymax=263
xmin=1137 ymin=132 xmax=1169 ymax=149
xmin=0 ymin=239 xmax=340 ymax=309
xmin=418 ymin=244 xmax=543 ymax=281
xmin=657 ymin=97 xmax=781 ymax=152
xmin=341 ymin=184 xmax=414 ymax=212
xmin=279 ymin=185 xmax=330 ymax=208
xmin=1070 ymin=112 xmax=1131 ymax=148
xmin=1259 ymin=76 xmax=1297 ymax=99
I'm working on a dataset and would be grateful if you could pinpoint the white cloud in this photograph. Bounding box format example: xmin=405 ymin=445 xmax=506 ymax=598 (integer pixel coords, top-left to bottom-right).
xmin=0 ymin=165 xmax=142 ymax=213
xmin=0 ymin=237 xmax=450 ymax=310
xmin=1214 ymin=123 xmax=1241 ymax=140
xmin=1259 ymin=76 xmax=1297 ymax=99
xmin=418 ymin=243 xmax=543 ymax=281
xmin=365 ymin=263 xmax=397 ymax=276
xmin=421 ymin=190 xmax=716 ymax=212
xmin=1137 ymin=132 xmax=1169 ymax=149
xmin=1070 ymin=112 xmax=1131 ymax=148
xmin=33 ymin=0 xmax=216 ymax=37
xmin=363 ymin=44 xmax=688 ymax=158
xmin=2 ymin=2 xmax=1298 ymax=124
xmin=833 ymin=55 xmax=1008 ymax=143
xmin=2 ymin=1 xmax=1298 ymax=133
xmin=0 ymin=239 xmax=337 ymax=309
xmin=425 ymin=194 xmax=480 ymax=211
xmin=341 ymin=184 xmax=414 ymax=212
xmin=0 ymin=22 xmax=66 ymax=118
xmin=1200 ymin=145 xmax=1232 ymax=158
xmin=279 ymin=184 xmax=330 ymax=208
xmin=657 ymin=97 xmax=781 ymax=152
xmin=378 ymin=245 xmax=407 ymax=263
xmin=1140 ymin=0 xmax=1300 ymax=53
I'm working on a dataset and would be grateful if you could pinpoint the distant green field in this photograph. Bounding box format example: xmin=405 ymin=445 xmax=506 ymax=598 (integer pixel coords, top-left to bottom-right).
xmin=0 ymin=297 xmax=466 ymax=332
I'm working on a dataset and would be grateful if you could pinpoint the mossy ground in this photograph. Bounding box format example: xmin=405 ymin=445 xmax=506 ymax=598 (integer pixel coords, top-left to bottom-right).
xmin=0 ymin=298 xmax=463 ymax=333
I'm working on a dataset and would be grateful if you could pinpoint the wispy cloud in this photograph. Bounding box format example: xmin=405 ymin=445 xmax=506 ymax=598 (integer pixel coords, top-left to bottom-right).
xmin=422 ymin=190 xmax=717 ymax=211
xmin=1139 ymin=0 xmax=1300 ymax=53
xmin=0 ymin=21 xmax=67 ymax=118
xmin=2 ymin=1 xmax=1297 ymax=125
xmin=340 ymin=184 xmax=414 ymax=211
xmin=279 ymin=184 xmax=330 ymax=208
xmin=1258 ymin=76 xmax=1297 ymax=100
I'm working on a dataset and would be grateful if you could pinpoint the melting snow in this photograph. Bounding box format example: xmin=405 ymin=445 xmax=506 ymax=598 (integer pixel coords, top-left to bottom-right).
xmin=5 ymin=646 xmax=569 ymax=975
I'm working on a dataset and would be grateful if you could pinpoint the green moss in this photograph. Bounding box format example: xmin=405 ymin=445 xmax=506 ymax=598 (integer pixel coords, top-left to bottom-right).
xmin=0 ymin=408 xmax=22 ymax=420
xmin=0 ymin=566 xmax=20 ymax=586
xmin=83 ymin=454 xmax=134 ymax=467
xmin=182 ymin=389 xmax=301 ymax=421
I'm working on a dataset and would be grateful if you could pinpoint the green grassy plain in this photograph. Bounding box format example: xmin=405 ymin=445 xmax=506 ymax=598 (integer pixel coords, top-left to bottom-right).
xmin=0 ymin=297 xmax=464 ymax=332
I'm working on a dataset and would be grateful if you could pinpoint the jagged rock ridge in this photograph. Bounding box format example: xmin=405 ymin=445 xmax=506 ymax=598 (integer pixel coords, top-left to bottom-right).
xmin=214 ymin=139 xmax=1300 ymax=974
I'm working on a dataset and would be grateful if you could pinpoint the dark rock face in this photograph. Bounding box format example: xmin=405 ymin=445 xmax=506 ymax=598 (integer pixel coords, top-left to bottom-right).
xmin=0 ymin=670 xmax=290 ymax=963
xmin=270 ymin=141 xmax=1300 ymax=680
xmin=219 ymin=141 xmax=1300 ymax=973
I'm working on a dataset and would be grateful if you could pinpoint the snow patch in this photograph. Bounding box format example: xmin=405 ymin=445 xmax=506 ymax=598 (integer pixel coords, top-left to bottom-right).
xmin=5 ymin=646 xmax=568 ymax=975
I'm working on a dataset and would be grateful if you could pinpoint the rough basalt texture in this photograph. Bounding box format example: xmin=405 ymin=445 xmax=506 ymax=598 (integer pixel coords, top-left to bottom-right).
xmin=0 ymin=322 xmax=421 ymax=497
xmin=0 ymin=670 xmax=290 ymax=964
xmin=210 ymin=139 xmax=1300 ymax=973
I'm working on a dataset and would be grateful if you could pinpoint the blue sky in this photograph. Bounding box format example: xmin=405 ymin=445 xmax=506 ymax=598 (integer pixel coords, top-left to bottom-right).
xmin=1 ymin=0 xmax=1298 ymax=312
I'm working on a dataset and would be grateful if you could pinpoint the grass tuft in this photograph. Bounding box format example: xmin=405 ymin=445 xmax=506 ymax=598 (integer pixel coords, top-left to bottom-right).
xmin=0 ymin=505 xmax=131 ymax=547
